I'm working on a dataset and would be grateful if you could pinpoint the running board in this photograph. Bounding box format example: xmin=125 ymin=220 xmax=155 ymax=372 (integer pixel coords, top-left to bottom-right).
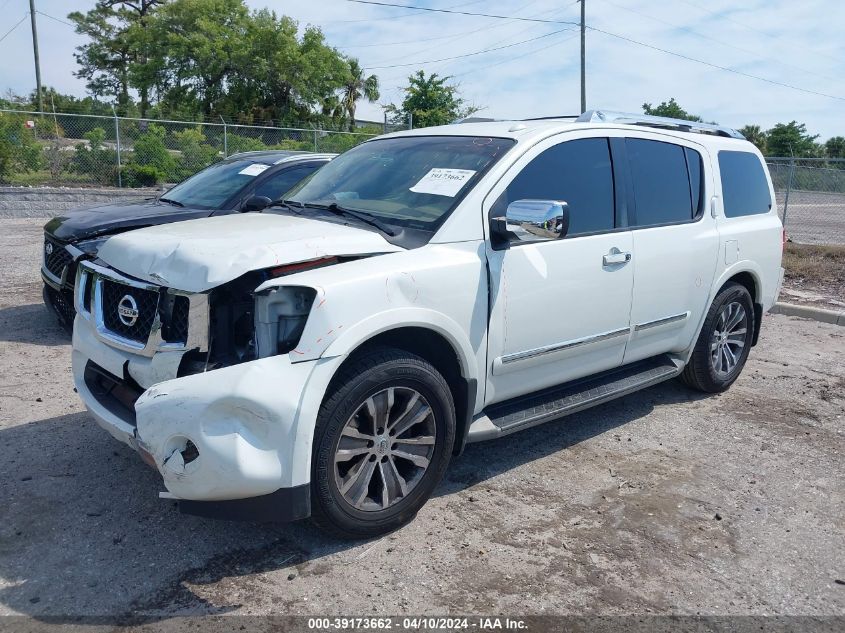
xmin=467 ymin=354 xmax=683 ymax=442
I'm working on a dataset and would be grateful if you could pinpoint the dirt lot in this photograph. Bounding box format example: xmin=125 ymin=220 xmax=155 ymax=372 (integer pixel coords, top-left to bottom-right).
xmin=781 ymin=242 xmax=845 ymax=310
xmin=0 ymin=218 xmax=844 ymax=621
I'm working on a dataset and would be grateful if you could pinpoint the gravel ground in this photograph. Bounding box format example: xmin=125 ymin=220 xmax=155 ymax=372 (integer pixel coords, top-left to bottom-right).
xmin=0 ymin=218 xmax=843 ymax=621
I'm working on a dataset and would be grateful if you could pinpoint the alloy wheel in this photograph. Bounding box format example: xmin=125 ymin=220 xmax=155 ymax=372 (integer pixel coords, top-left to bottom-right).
xmin=710 ymin=301 xmax=748 ymax=378
xmin=333 ymin=386 xmax=436 ymax=512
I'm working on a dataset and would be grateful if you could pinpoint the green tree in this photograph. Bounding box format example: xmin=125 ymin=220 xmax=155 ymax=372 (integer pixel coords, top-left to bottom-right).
xmin=738 ymin=124 xmax=767 ymax=153
xmin=765 ymin=121 xmax=819 ymax=157
xmin=825 ymin=136 xmax=845 ymax=159
xmin=227 ymin=10 xmax=349 ymax=125
xmin=642 ymin=97 xmax=702 ymax=122
xmin=149 ymin=0 xmax=250 ymax=118
xmin=340 ymin=59 xmax=379 ymax=131
xmin=69 ymin=1 xmax=164 ymax=117
xmin=388 ymin=71 xmax=479 ymax=128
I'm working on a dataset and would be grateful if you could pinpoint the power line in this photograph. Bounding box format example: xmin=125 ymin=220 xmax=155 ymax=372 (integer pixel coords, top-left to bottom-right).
xmin=365 ymin=2 xmax=576 ymax=68
xmin=598 ymin=0 xmax=839 ymax=85
xmin=340 ymin=0 xmax=548 ymax=48
xmin=346 ymin=0 xmax=845 ymax=102
xmin=588 ymin=26 xmax=845 ymax=103
xmin=366 ymin=27 xmax=574 ymax=70
xmin=674 ymin=0 xmax=845 ymax=67
xmin=35 ymin=10 xmax=73 ymax=27
xmin=453 ymin=31 xmax=581 ymax=79
xmin=347 ymin=0 xmax=580 ymax=26
xmin=323 ymin=0 xmax=487 ymax=24
xmin=0 ymin=12 xmax=28 ymax=44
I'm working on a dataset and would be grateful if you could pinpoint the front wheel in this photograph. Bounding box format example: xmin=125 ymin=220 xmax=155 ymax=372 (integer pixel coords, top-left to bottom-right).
xmin=682 ymin=282 xmax=755 ymax=393
xmin=311 ymin=347 xmax=456 ymax=539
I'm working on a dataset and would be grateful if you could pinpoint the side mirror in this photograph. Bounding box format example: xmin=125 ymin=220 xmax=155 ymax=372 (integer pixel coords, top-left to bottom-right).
xmin=241 ymin=195 xmax=273 ymax=213
xmin=493 ymin=199 xmax=569 ymax=244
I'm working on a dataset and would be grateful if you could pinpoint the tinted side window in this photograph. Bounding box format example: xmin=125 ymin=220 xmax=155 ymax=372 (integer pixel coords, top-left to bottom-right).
xmin=254 ymin=165 xmax=320 ymax=200
xmin=626 ymin=139 xmax=694 ymax=226
xmin=718 ymin=151 xmax=772 ymax=217
xmin=685 ymin=147 xmax=704 ymax=217
xmin=492 ymin=138 xmax=615 ymax=236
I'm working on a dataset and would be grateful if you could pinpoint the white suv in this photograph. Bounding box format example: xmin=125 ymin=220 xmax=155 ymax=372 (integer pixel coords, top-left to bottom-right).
xmin=71 ymin=111 xmax=784 ymax=537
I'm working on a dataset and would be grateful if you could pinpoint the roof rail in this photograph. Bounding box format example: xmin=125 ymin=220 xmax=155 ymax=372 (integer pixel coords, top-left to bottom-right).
xmin=456 ymin=117 xmax=500 ymax=124
xmin=575 ymin=110 xmax=745 ymax=139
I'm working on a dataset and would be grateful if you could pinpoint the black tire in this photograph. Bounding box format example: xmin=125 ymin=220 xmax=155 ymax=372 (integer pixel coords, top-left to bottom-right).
xmin=311 ymin=346 xmax=456 ymax=539
xmin=682 ymin=282 xmax=755 ymax=393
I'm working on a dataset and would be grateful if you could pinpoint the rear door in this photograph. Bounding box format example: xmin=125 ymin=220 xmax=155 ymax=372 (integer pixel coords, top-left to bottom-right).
xmin=621 ymin=135 xmax=719 ymax=364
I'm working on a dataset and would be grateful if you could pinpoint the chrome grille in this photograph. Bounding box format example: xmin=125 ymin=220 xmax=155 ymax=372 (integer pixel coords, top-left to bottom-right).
xmin=75 ymin=261 xmax=208 ymax=357
xmin=100 ymin=279 xmax=160 ymax=344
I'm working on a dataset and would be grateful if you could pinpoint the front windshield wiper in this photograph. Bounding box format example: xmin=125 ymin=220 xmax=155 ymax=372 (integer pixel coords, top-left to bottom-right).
xmin=268 ymin=198 xmax=305 ymax=215
xmin=309 ymin=202 xmax=396 ymax=237
xmin=159 ymin=197 xmax=184 ymax=208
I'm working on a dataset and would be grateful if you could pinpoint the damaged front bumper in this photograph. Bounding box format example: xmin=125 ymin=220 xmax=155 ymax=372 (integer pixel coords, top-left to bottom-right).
xmin=72 ymin=316 xmax=344 ymax=522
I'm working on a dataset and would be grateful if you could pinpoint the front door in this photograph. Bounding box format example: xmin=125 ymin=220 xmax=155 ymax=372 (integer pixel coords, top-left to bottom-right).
xmin=484 ymin=135 xmax=635 ymax=405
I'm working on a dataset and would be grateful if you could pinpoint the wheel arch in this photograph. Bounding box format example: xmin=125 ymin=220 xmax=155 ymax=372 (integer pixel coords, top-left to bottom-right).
xmin=702 ymin=261 xmax=763 ymax=346
xmin=321 ymin=312 xmax=480 ymax=456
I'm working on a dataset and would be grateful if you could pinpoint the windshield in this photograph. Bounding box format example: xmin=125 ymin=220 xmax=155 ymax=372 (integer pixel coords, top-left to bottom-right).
xmin=162 ymin=159 xmax=273 ymax=209
xmin=286 ymin=136 xmax=514 ymax=231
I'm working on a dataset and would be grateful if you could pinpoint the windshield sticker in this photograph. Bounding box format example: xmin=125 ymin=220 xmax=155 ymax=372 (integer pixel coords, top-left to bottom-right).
xmin=238 ymin=163 xmax=270 ymax=177
xmin=410 ymin=168 xmax=476 ymax=197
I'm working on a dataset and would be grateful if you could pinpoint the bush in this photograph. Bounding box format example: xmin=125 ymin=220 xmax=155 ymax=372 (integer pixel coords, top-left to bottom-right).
xmin=316 ymin=132 xmax=368 ymax=154
xmin=172 ymin=127 xmax=220 ymax=180
xmin=0 ymin=113 xmax=42 ymax=182
xmin=122 ymin=164 xmax=164 ymax=187
xmin=269 ymin=138 xmax=313 ymax=151
xmin=226 ymin=133 xmax=267 ymax=154
xmin=72 ymin=127 xmax=119 ymax=184
xmin=131 ymin=123 xmax=177 ymax=177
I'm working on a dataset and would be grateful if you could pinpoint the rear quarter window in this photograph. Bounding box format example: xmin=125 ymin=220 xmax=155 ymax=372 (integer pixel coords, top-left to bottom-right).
xmin=718 ymin=150 xmax=773 ymax=217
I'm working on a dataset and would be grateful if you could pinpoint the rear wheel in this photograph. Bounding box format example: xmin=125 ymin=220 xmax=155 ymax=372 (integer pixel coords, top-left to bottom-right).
xmin=311 ymin=347 xmax=455 ymax=539
xmin=682 ymin=282 xmax=755 ymax=393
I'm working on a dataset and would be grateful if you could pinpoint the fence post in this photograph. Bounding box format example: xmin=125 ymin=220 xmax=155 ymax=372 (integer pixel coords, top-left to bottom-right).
xmin=313 ymin=128 xmax=318 ymax=152
xmin=408 ymin=112 xmax=413 ymax=130
xmin=782 ymin=157 xmax=795 ymax=227
xmin=112 ymin=106 xmax=122 ymax=188
xmin=219 ymin=115 xmax=228 ymax=157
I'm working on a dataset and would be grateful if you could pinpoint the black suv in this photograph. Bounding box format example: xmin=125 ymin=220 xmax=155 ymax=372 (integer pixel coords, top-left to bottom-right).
xmin=42 ymin=150 xmax=333 ymax=329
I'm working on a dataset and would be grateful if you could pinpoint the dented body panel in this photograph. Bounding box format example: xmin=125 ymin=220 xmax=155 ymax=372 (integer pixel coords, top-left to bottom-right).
xmin=97 ymin=213 xmax=403 ymax=293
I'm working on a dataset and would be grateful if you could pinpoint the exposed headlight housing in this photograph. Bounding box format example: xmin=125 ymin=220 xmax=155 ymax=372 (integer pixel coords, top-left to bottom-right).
xmin=255 ymin=286 xmax=317 ymax=356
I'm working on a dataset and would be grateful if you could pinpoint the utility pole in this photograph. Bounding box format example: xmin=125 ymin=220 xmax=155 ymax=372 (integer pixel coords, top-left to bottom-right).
xmin=580 ymin=0 xmax=586 ymax=114
xmin=29 ymin=0 xmax=43 ymax=113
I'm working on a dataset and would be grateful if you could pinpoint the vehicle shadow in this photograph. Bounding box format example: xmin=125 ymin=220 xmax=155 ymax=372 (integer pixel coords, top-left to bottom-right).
xmin=0 ymin=380 xmax=706 ymax=619
xmin=0 ymin=303 xmax=68 ymax=346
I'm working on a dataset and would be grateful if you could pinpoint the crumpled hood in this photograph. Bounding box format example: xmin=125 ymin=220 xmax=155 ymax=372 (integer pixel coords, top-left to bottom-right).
xmin=97 ymin=213 xmax=403 ymax=292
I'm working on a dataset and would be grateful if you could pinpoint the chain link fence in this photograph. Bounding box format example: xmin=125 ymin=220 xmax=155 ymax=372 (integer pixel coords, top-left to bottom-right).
xmin=0 ymin=108 xmax=384 ymax=189
xmin=766 ymin=157 xmax=845 ymax=246
xmin=3 ymin=110 xmax=843 ymax=245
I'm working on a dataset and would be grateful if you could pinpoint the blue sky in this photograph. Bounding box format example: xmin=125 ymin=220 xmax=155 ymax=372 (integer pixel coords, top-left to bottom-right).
xmin=1 ymin=0 xmax=844 ymax=140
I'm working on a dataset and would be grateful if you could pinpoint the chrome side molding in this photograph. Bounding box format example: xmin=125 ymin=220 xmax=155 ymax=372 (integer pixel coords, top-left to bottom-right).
xmin=633 ymin=312 xmax=690 ymax=332
xmin=501 ymin=327 xmax=630 ymax=365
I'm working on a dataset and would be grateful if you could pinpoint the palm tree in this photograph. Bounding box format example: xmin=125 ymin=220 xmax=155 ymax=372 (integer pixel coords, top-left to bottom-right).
xmin=739 ymin=125 xmax=767 ymax=154
xmin=341 ymin=59 xmax=379 ymax=131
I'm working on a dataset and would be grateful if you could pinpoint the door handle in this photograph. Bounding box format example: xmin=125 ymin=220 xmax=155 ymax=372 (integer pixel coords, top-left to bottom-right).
xmin=603 ymin=251 xmax=632 ymax=266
